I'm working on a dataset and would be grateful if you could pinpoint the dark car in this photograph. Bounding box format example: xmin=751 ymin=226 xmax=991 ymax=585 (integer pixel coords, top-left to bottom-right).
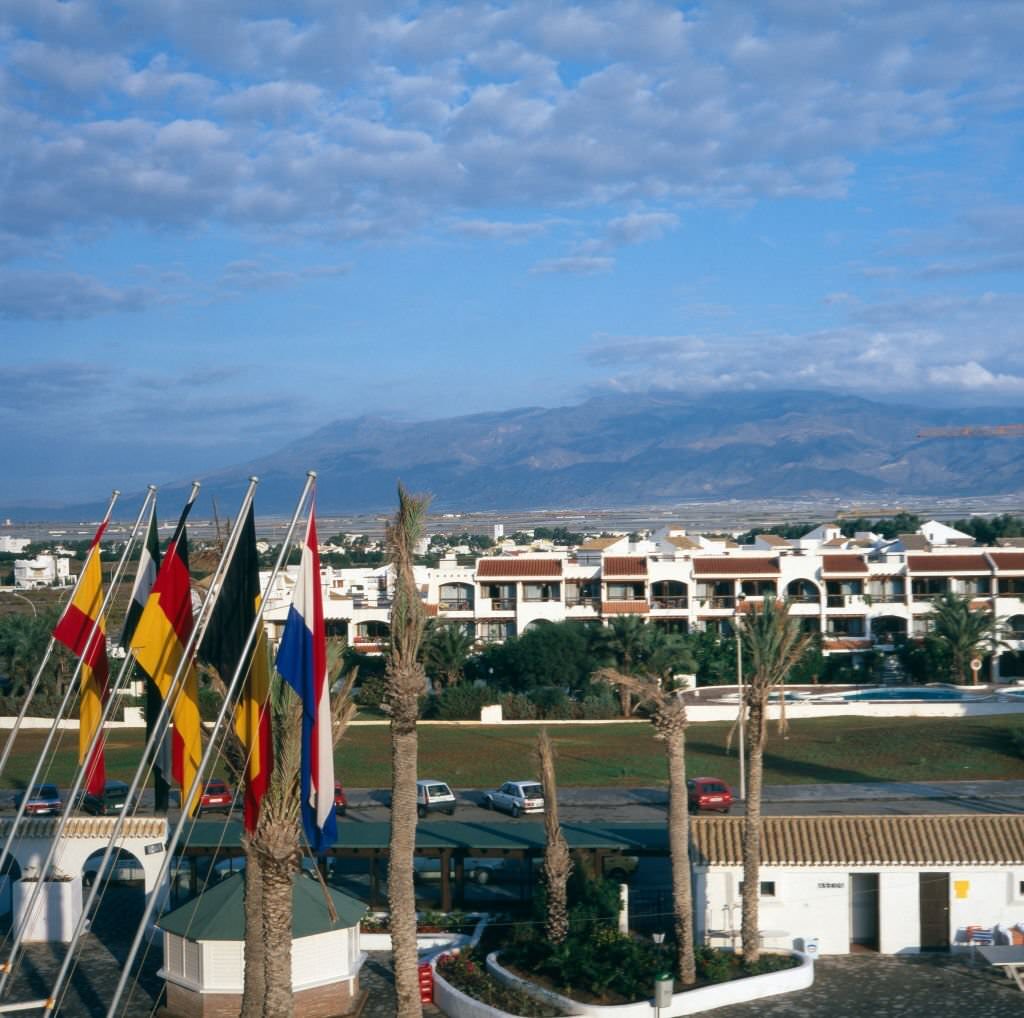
xmin=334 ymin=782 xmax=347 ymax=816
xmin=687 ymin=777 xmax=733 ymax=814
xmin=197 ymin=779 xmax=234 ymax=815
xmin=80 ymin=780 xmax=132 ymax=816
xmin=13 ymin=784 xmax=62 ymax=816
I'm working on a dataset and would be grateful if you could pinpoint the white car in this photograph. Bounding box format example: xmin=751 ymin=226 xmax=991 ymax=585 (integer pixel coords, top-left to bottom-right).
xmin=416 ymin=779 xmax=457 ymax=818
xmin=483 ymin=780 xmax=545 ymax=818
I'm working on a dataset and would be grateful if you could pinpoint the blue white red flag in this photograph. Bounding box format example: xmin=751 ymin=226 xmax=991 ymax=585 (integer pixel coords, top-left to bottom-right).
xmin=276 ymin=505 xmax=337 ymax=852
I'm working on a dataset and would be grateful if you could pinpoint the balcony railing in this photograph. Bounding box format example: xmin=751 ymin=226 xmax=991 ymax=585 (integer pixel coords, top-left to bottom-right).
xmin=523 ymin=595 xmax=560 ymax=603
xmin=699 ymin=596 xmax=735 ymax=609
xmin=650 ymin=596 xmax=688 ymax=610
xmin=489 ymin=598 xmax=517 ymax=611
xmin=788 ymin=594 xmax=821 ymax=604
xmin=439 ymin=599 xmax=473 ymax=611
xmin=826 ymin=594 xmax=865 ymax=608
xmin=566 ymin=596 xmax=600 ymax=608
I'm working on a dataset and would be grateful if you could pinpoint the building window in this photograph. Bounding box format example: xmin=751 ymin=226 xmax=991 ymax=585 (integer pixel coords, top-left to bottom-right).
xmin=524 ymin=582 xmax=560 ymax=602
xmin=738 ymin=881 xmax=777 ymax=898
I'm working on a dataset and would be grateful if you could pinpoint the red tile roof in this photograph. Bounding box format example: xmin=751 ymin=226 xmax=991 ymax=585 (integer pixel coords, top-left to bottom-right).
xmin=602 ymin=601 xmax=649 ymax=614
xmin=691 ymin=814 xmax=1024 ymax=866
xmin=692 ymin=557 xmax=779 ymax=577
xmin=990 ymin=552 xmax=1024 ymax=572
xmin=603 ymin=556 xmax=648 ymax=577
xmin=476 ymin=558 xmax=563 ymax=578
xmin=907 ymin=553 xmax=991 ymax=574
xmin=821 ymin=555 xmax=868 ymax=576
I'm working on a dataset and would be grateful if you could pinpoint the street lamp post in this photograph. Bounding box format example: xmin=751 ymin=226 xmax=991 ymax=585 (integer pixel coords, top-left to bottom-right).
xmin=6 ymin=590 xmax=37 ymax=617
xmin=736 ymin=616 xmax=746 ymax=802
xmin=652 ymin=932 xmax=672 ymax=1018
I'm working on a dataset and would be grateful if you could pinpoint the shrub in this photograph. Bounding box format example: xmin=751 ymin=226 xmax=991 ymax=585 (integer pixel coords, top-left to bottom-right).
xmin=499 ymin=692 xmax=538 ymax=720
xmin=1011 ymin=727 xmax=1024 ymax=758
xmin=435 ymin=683 xmax=497 ymax=720
xmin=529 ymin=685 xmax=569 ymax=718
xmin=580 ymin=691 xmax=620 ymax=719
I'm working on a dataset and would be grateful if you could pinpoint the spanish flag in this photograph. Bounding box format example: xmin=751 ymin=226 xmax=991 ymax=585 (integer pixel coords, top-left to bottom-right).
xmin=129 ymin=498 xmax=202 ymax=815
xmin=199 ymin=504 xmax=272 ymax=832
xmin=53 ymin=521 xmax=109 ymax=797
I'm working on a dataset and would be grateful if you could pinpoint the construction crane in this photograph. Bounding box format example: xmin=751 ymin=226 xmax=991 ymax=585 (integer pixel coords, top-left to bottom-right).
xmin=917 ymin=424 xmax=1024 ymax=439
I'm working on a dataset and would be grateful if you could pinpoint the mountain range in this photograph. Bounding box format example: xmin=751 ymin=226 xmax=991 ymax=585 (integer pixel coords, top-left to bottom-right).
xmin=9 ymin=390 xmax=1024 ymax=518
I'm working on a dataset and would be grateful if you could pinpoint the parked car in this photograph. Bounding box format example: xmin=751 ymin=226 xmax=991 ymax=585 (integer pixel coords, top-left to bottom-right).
xmin=482 ymin=780 xmax=545 ymax=817
xmin=413 ymin=855 xmax=509 ymax=885
xmin=197 ymin=779 xmax=234 ymax=815
xmin=415 ymin=779 xmax=456 ymax=818
xmin=80 ymin=779 xmax=132 ymax=816
xmin=687 ymin=777 xmax=733 ymax=814
xmin=334 ymin=782 xmax=348 ymax=816
xmin=12 ymin=784 xmax=62 ymax=816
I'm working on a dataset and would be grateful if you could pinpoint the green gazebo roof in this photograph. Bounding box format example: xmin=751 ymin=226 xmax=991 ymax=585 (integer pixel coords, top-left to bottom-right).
xmin=157 ymin=871 xmax=366 ymax=941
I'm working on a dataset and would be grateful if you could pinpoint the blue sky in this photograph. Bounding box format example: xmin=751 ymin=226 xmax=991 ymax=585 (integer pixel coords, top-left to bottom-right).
xmin=2 ymin=1 xmax=1023 ymax=502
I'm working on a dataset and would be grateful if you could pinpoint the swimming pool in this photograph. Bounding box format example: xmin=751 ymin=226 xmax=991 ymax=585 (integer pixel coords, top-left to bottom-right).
xmin=812 ymin=686 xmax=992 ymax=703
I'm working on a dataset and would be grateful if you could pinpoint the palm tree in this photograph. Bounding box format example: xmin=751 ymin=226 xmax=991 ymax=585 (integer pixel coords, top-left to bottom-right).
xmin=595 ymin=663 xmax=697 ymax=985
xmin=928 ymin=591 xmax=1003 ymax=684
xmin=536 ymin=729 xmax=572 ymax=945
xmin=207 ymin=642 xmax=354 ymax=1018
xmin=385 ymin=485 xmax=431 ymax=1017
xmin=595 ymin=616 xmax=649 ymax=716
xmin=422 ymin=621 xmax=475 ymax=688
xmin=735 ymin=598 xmax=811 ymax=965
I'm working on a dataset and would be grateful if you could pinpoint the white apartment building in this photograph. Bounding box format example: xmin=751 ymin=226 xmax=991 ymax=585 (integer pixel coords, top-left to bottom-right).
xmin=260 ymin=521 xmax=1024 ymax=681
xmin=0 ymin=536 xmax=31 ymax=554
xmin=14 ymin=554 xmax=70 ymax=588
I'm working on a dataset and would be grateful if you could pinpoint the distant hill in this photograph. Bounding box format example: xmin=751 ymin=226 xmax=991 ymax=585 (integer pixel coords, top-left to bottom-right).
xmin=8 ymin=390 xmax=1024 ymax=517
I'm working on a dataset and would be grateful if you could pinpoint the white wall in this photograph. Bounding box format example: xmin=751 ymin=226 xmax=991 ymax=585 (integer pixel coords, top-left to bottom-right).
xmin=700 ymin=864 xmax=1024 ymax=956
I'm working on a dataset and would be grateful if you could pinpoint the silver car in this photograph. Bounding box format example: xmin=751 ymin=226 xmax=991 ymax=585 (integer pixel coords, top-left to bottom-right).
xmin=482 ymin=780 xmax=545 ymax=818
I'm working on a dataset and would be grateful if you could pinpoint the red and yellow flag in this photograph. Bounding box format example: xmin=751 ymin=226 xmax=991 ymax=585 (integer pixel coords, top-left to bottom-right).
xmin=129 ymin=524 xmax=202 ymax=815
xmin=53 ymin=522 xmax=109 ymax=797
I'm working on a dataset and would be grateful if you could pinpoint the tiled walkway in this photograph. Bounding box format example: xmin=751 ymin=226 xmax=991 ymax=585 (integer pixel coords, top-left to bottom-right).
xmin=707 ymin=953 xmax=1022 ymax=1018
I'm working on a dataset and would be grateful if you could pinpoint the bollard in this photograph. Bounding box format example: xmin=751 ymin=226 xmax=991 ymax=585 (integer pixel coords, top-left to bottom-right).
xmin=418 ymin=961 xmax=434 ymax=1003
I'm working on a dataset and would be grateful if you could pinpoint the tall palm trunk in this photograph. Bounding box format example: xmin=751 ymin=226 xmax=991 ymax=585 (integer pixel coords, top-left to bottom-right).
xmin=664 ymin=723 xmax=695 ymax=984
xmin=239 ymin=837 xmax=265 ymax=1018
xmin=389 ymin=721 xmax=421 ymax=1015
xmin=537 ymin=730 xmax=571 ymax=944
xmin=740 ymin=698 xmax=766 ymax=965
xmin=261 ymin=850 xmax=296 ymax=1018
xmin=386 ymin=485 xmax=430 ymax=1017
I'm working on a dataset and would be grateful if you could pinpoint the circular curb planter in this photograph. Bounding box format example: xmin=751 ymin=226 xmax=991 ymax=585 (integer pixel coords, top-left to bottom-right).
xmin=359 ymin=912 xmax=489 ymax=954
xmin=479 ymin=949 xmax=814 ymax=1017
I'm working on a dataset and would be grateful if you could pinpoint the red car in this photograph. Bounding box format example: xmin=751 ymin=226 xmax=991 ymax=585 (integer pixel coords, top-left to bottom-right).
xmin=687 ymin=777 xmax=733 ymax=814
xmin=198 ymin=779 xmax=234 ymax=815
xmin=334 ymin=782 xmax=347 ymax=816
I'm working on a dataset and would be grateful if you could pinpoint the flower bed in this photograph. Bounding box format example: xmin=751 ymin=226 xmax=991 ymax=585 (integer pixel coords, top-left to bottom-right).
xmin=358 ymin=911 xmax=487 ymax=953
xmin=487 ymin=948 xmax=813 ymax=1017
xmin=434 ymin=951 xmax=563 ymax=1018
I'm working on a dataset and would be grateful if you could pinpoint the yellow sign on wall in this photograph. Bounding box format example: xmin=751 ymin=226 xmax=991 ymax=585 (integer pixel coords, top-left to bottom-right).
xmin=954 ymin=880 xmax=970 ymax=899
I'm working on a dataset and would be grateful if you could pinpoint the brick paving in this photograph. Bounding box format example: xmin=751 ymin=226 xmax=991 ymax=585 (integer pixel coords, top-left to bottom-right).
xmin=707 ymin=953 xmax=1022 ymax=1018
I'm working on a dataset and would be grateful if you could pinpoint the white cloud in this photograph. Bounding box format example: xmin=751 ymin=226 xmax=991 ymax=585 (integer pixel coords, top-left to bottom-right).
xmin=531 ymin=255 xmax=614 ymax=275
xmin=926 ymin=361 xmax=1024 ymax=391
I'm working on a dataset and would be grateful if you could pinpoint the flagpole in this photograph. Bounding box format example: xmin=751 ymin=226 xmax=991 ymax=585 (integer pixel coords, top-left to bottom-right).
xmin=36 ymin=477 xmax=237 ymax=1015
xmin=102 ymin=472 xmax=316 ymax=1018
xmin=0 ymin=487 xmax=157 ymax=996
xmin=0 ymin=489 xmax=124 ymax=903
xmin=0 ymin=490 xmax=121 ymax=784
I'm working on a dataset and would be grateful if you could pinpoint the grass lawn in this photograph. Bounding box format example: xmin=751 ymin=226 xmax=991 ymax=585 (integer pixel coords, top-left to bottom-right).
xmin=2 ymin=715 xmax=1023 ymax=790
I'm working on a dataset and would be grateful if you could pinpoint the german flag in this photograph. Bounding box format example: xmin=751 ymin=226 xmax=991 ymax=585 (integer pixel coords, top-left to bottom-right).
xmin=129 ymin=497 xmax=202 ymax=814
xmin=53 ymin=521 xmax=109 ymax=797
xmin=199 ymin=503 xmax=272 ymax=832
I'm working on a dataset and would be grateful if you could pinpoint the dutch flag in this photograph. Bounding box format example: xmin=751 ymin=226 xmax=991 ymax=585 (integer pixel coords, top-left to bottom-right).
xmin=276 ymin=504 xmax=337 ymax=852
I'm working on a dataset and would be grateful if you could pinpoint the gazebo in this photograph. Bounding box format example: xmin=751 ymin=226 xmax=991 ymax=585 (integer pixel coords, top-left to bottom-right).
xmin=157 ymin=870 xmax=366 ymax=1017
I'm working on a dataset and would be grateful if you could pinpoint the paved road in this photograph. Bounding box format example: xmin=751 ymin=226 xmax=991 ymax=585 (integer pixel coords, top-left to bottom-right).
xmin=339 ymin=779 xmax=1024 ymax=823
